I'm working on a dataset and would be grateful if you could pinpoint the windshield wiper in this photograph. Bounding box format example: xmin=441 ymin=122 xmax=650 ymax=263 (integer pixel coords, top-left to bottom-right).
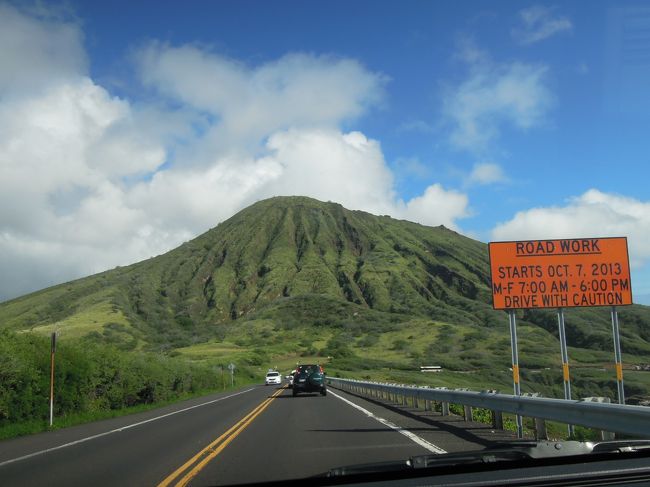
xmin=324 ymin=440 xmax=650 ymax=478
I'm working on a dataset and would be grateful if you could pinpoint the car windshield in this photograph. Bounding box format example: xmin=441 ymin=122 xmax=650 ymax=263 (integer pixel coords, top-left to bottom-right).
xmin=1 ymin=1 xmax=649 ymax=486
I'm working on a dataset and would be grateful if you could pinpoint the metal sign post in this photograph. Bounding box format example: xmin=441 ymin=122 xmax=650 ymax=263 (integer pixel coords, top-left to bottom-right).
xmin=508 ymin=310 xmax=523 ymax=438
xmin=610 ymin=307 xmax=625 ymax=404
xmin=489 ymin=237 xmax=633 ymax=429
xmin=557 ymin=308 xmax=574 ymax=437
xmin=49 ymin=332 xmax=56 ymax=427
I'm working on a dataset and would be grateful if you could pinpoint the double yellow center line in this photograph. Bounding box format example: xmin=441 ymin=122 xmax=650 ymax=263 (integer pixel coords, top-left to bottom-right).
xmin=158 ymin=387 xmax=285 ymax=487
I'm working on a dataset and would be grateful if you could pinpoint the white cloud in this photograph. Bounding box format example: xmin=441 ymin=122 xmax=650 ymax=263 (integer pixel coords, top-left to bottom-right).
xmin=0 ymin=79 xmax=166 ymax=237
xmin=259 ymin=130 xmax=469 ymax=230
xmin=512 ymin=5 xmax=573 ymax=45
xmin=135 ymin=43 xmax=387 ymax=156
xmin=0 ymin=3 xmax=86 ymax=95
xmin=0 ymin=5 xmax=177 ymax=300
xmin=129 ymin=128 xmax=469 ymax=234
xmin=466 ymin=162 xmax=508 ymax=186
xmin=444 ymin=44 xmax=553 ymax=152
xmin=0 ymin=78 xmax=176 ymax=299
xmin=263 ymin=130 xmax=396 ymax=214
xmin=491 ymin=189 xmax=650 ymax=269
xmin=396 ymin=184 xmax=469 ymax=229
xmin=0 ymin=5 xmax=470 ymax=301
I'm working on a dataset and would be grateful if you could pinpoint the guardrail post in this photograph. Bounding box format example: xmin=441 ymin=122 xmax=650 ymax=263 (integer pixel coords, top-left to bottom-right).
xmin=481 ymin=390 xmax=503 ymax=430
xmin=522 ymin=393 xmax=546 ymax=439
xmin=463 ymin=405 xmax=473 ymax=422
xmin=534 ymin=417 xmax=548 ymax=440
xmin=601 ymin=430 xmax=615 ymax=440
xmin=442 ymin=401 xmax=450 ymax=416
xmin=492 ymin=409 xmax=504 ymax=430
xmin=424 ymin=399 xmax=432 ymax=411
xmin=583 ymin=397 xmax=615 ymax=440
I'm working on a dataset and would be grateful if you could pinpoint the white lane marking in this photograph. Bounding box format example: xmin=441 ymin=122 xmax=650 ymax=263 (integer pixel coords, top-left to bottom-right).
xmin=0 ymin=388 xmax=256 ymax=468
xmin=329 ymin=389 xmax=447 ymax=455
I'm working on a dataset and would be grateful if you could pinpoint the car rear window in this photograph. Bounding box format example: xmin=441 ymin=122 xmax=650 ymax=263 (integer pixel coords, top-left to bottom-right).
xmin=298 ymin=365 xmax=320 ymax=374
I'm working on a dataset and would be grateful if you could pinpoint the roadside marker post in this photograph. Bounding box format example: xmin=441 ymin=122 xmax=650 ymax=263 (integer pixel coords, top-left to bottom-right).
xmin=557 ymin=308 xmax=574 ymax=436
xmin=228 ymin=363 xmax=235 ymax=387
xmin=508 ymin=311 xmax=524 ymax=438
xmin=49 ymin=332 xmax=56 ymax=427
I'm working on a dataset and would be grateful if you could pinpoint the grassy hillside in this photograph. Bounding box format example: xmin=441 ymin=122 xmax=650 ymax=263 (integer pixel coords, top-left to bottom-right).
xmin=2 ymin=195 xmax=650 ymax=405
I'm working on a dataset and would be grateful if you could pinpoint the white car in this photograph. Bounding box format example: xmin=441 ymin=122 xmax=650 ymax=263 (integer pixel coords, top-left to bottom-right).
xmin=265 ymin=371 xmax=282 ymax=385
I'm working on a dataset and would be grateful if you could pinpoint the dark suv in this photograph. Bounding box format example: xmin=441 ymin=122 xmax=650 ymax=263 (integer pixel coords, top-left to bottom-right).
xmin=292 ymin=364 xmax=327 ymax=396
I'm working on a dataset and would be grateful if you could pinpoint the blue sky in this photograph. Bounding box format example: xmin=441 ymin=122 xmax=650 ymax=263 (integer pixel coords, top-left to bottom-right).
xmin=1 ymin=0 xmax=649 ymax=303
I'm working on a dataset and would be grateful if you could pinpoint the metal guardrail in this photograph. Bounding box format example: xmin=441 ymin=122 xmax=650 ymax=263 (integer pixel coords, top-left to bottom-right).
xmin=327 ymin=377 xmax=650 ymax=438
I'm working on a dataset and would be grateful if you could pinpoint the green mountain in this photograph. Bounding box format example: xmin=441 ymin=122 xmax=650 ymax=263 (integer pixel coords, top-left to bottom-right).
xmin=2 ymin=196 xmax=650 ymax=402
xmin=0 ymin=196 xmax=493 ymax=342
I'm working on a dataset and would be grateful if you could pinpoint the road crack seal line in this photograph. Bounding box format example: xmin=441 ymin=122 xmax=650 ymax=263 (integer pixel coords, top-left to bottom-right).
xmin=0 ymin=388 xmax=256 ymax=469
xmin=158 ymin=387 xmax=285 ymax=487
xmin=329 ymin=389 xmax=447 ymax=455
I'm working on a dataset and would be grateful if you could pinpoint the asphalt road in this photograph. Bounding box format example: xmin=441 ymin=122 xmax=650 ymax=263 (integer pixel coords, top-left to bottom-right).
xmin=0 ymin=383 xmax=514 ymax=486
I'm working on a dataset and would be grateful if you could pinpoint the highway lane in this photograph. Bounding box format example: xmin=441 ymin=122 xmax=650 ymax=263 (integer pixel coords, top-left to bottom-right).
xmin=0 ymin=386 xmax=268 ymax=487
xmin=186 ymin=387 xmax=435 ymax=486
xmin=174 ymin=385 xmax=514 ymax=485
xmin=0 ymin=382 xmax=514 ymax=486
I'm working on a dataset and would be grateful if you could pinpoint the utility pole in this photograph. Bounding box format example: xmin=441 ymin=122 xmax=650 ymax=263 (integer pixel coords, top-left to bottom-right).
xmin=49 ymin=332 xmax=56 ymax=427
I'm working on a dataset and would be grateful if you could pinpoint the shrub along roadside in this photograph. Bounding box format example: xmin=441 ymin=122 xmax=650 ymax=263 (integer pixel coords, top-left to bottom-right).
xmin=0 ymin=330 xmax=235 ymax=439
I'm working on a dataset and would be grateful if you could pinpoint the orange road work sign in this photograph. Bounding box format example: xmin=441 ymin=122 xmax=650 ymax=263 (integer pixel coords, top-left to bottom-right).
xmin=489 ymin=237 xmax=633 ymax=310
